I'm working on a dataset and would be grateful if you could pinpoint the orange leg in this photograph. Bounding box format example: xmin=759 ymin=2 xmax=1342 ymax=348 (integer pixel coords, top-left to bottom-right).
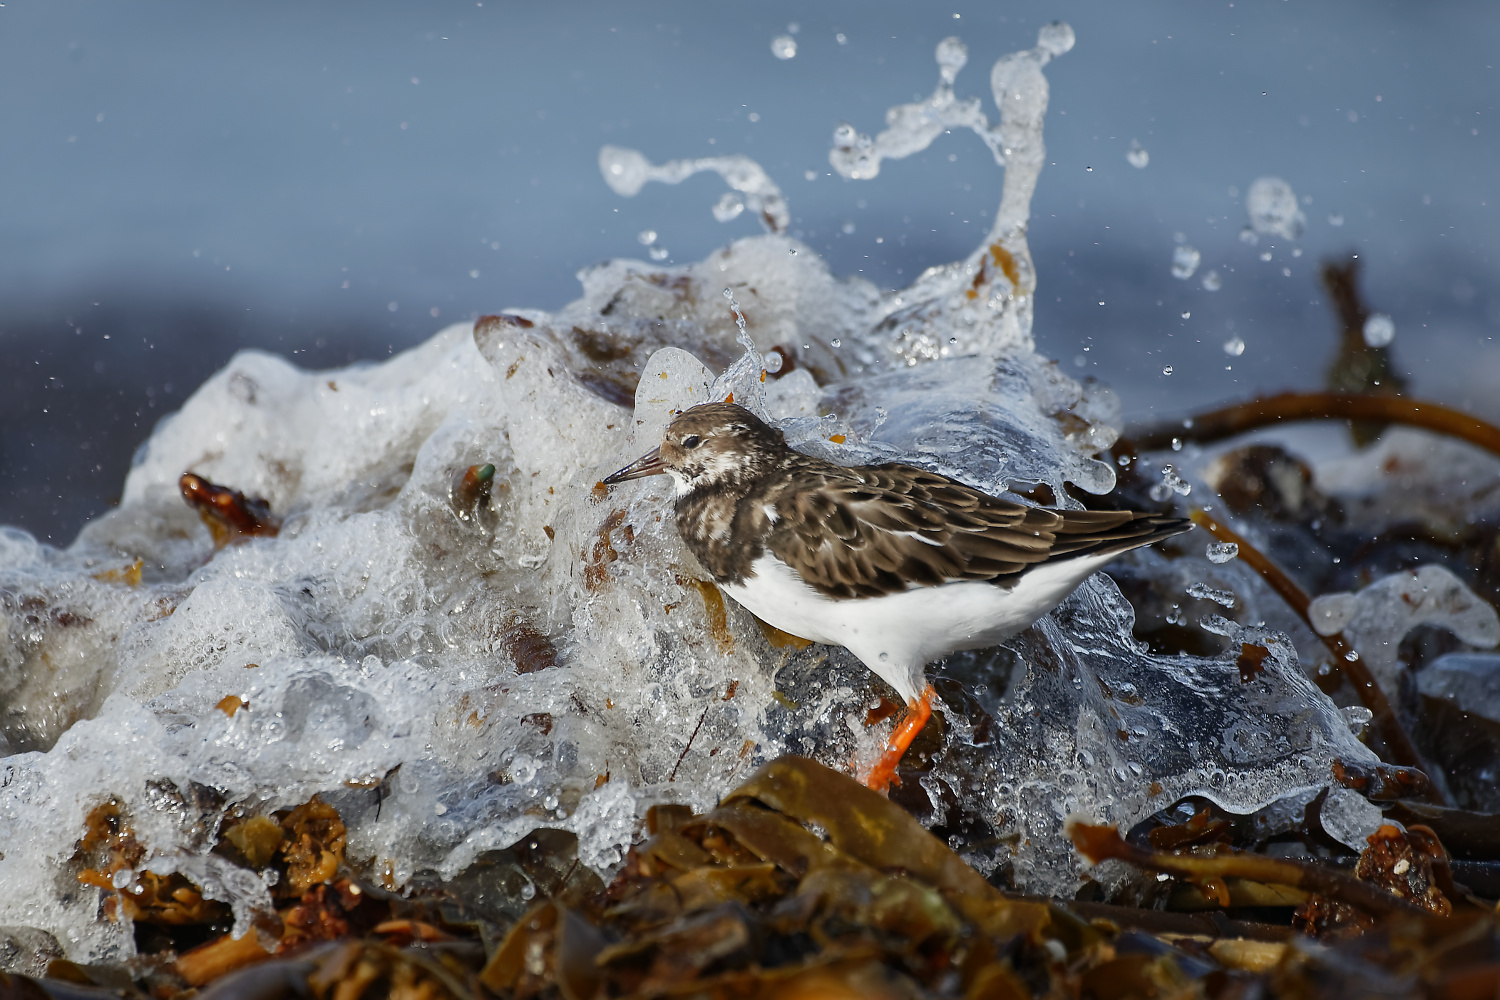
xmin=860 ymin=684 xmax=935 ymax=793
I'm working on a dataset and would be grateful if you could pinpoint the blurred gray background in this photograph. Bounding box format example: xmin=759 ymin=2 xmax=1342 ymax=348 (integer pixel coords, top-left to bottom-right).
xmin=3 ymin=1 xmax=1497 ymax=542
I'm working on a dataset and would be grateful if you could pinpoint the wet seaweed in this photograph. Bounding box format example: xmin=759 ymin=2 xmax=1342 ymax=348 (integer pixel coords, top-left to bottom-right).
xmin=8 ymin=761 xmax=1500 ymax=999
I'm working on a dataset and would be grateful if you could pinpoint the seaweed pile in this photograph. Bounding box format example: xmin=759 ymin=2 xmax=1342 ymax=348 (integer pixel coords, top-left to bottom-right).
xmin=3 ymin=22 xmax=1500 ymax=999
xmin=6 ymin=756 xmax=1500 ymax=998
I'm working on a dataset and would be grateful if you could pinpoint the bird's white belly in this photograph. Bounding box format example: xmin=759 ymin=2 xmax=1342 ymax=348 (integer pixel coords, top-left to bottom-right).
xmin=719 ymin=552 xmax=1116 ymax=703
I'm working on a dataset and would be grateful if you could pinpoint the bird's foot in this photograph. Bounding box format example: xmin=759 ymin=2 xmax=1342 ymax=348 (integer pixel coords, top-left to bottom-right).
xmin=859 ymin=684 xmax=934 ymax=794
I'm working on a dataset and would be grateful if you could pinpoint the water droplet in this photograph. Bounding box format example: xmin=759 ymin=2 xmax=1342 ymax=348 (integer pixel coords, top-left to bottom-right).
xmin=712 ymin=191 xmax=745 ymax=222
xmin=519 ymin=880 xmax=536 ymax=900
xmin=1328 ymin=212 xmax=1345 ymax=227
xmin=1162 ymin=365 xmax=1174 ymax=375
xmin=841 ymin=220 xmax=856 ymax=235
xmin=763 ymin=350 xmax=784 ymax=374
xmin=1036 ymin=20 xmax=1076 ymax=57
xmin=1188 ymin=582 xmax=1236 ymax=608
xmin=835 ymin=32 xmax=848 ymax=46
xmin=1363 ymin=313 xmax=1395 ymax=348
xmin=770 ymin=35 xmax=797 ymax=60
xmin=1149 ymin=464 xmax=1191 ymax=501
xmin=1246 ymin=176 xmax=1306 ymax=240
xmin=637 ymin=229 xmax=657 ymax=246
xmin=1171 ymin=245 xmax=1200 ymax=280
xmin=1223 ymin=336 xmax=1245 ymax=357
xmin=1259 ymin=250 xmax=1273 ymax=262
xmin=648 ymin=246 xmax=670 ymax=261
xmin=1126 ymin=140 xmax=1149 ymax=169
xmin=1181 ymin=311 xmax=1191 ymax=319
xmin=112 ymin=869 xmax=134 ymax=889
xmin=830 ymin=338 xmax=842 ymax=348
xmin=1201 ymin=270 xmax=1222 ymax=292
xmin=1341 ymin=705 xmax=1373 ymax=736
xmin=1085 ymin=165 xmax=1093 ymax=172
xmin=1206 ymin=541 xmax=1239 ymax=564
xmin=543 ymin=794 xmax=559 ymax=810
xmin=788 ymin=248 xmax=797 ymax=255
xmin=935 ymin=37 xmax=967 ymax=83
xmin=511 ymin=754 xmax=537 ymax=785
xmin=598 ymin=145 xmax=651 ymax=195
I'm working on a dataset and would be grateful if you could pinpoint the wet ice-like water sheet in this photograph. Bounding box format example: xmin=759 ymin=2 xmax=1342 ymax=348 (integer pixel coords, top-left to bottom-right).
xmin=0 ymin=25 xmax=1378 ymax=959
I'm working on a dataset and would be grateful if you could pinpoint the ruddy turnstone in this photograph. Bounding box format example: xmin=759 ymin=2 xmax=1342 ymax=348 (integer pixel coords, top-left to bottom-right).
xmin=604 ymin=402 xmax=1191 ymax=791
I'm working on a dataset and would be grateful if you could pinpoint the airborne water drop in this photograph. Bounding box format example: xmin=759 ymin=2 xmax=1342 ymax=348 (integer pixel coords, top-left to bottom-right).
xmin=1363 ymin=313 xmax=1395 ymax=348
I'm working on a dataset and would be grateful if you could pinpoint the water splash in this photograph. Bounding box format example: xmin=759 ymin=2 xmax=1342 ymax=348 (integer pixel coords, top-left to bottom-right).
xmin=0 ymin=24 xmax=1388 ymax=954
xmin=932 ymin=578 xmax=1377 ymax=886
xmin=829 ymin=25 xmax=1072 ymax=369
xmin=1307 ymin=566 xmax=1499 ymax=694
xmin=598 ymin=145 xmax=789 ymax=233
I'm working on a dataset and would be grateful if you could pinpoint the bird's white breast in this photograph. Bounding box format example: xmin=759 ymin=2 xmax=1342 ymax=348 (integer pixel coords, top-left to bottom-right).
xmin=719 ymin=551 xmax=1118 ymax=703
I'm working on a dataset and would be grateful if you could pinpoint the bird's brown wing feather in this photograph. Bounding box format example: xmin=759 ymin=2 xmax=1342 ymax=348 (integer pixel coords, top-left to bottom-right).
xmin=765 ymin=461 xmax=1188 ymax=599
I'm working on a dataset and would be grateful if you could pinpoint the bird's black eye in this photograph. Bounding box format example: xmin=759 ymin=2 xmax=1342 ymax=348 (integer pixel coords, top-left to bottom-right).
xmin=681 ymin=434 xmax=701 ymax=449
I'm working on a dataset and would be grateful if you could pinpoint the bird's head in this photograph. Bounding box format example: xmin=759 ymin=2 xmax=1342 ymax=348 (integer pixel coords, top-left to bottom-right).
xmin=603 ymin=402 xmax=785 ymax=497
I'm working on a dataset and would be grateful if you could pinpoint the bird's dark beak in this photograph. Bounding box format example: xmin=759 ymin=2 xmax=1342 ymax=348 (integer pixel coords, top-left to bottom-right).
xmin=602 ymin=446 xmax=666 ymax=485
